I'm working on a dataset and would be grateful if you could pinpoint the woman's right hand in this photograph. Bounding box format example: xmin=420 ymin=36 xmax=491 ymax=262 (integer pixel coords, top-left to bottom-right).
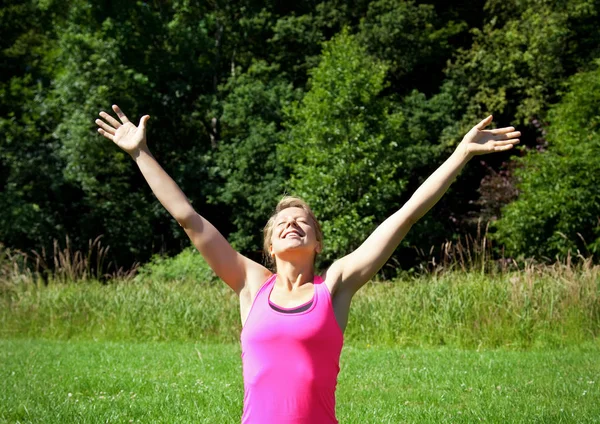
xmin=96 ymin=105 xmax=150 ymax=156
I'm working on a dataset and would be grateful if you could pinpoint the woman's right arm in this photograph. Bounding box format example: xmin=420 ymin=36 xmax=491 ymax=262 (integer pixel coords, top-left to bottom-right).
xmin=95 ymin=105 xmax=270 ymax=294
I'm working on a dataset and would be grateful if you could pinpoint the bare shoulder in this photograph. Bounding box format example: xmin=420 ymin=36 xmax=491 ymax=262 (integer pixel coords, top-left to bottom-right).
xmin=239 ymin=257 xmax=271 ymax=293
xmin=240 ymin=258 xmax=272 ymax=295
xmin=321 ymin=259 xmax=345 ymax=297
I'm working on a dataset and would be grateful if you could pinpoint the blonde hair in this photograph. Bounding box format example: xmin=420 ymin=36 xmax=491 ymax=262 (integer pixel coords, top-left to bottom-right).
xmin=263 ymin=196 xmax=323 ymax=267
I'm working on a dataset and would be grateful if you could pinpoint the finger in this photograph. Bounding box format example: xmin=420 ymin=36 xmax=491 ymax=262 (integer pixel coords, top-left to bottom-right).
xmin=112 ymin=104 xmax=130 ymax=124
xmin=488 ymin=126 xmax=515 ymax=135
xmin=495 ymin=138 xmax=520 ymax=146
xmin=476 ymin=115 xmax=493 ymax=130
xmin=494 ymin=143 xmax=515 ymax=152
xmin=97 ymin=128 xmax=115 ymax=141
xmin=494 ymin=131 xmax=521 ymax=140
xmin=99 ymin=111 xmax=121 ymax=128
xmin=95 ymin=119 xmax=116 ymax=135
xmin=138 ymin=115 xmax=150 ymax=130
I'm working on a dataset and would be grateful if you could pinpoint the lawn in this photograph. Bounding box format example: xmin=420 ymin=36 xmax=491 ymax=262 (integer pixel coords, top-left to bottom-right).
xmin=1 ymin=339 xmax=599 ymax=423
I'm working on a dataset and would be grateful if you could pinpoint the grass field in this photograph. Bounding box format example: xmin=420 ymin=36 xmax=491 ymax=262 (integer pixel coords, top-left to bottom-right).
xmin=2 ymin=253 xmax=599 ymax=422
xmin=2 ymin=339 xmax=599 ymax=423
xmin=3 ymin=264 xmax=599 ymax=349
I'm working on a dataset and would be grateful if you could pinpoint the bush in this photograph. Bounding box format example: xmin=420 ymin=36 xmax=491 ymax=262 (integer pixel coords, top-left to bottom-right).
xmin=135 ymin=247 xmax=218 ymax=285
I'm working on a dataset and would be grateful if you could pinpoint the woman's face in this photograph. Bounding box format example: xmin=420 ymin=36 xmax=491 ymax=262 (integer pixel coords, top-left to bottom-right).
xmin=269 ymin=207 xmax=321 ymax=259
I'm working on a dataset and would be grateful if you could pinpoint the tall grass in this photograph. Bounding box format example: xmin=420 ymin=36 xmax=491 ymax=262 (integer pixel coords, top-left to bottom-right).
xmin=413 ymin=221 xmax=497 ymax=274
xmin=348 ymin=261 xmax=599 ymax=348
xmin=2 ymin=263 xmax=598 ymax=348
xmin=0 ymin=279 xmax=240 ymax=342
xmin=0 ymin=236 xmax=137 ymax=284
xmin=1 ymin=233 xmax=598 ymax=348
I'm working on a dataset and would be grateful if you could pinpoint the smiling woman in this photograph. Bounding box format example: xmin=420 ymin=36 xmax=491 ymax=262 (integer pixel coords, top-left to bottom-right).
xmin=95 ymin=105 xmax=519 ymax=424
xmin=262 ymin=197 xmax=323 ymax=268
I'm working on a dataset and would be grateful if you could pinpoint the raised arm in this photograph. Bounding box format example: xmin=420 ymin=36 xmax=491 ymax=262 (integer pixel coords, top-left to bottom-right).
xmin=95 ymin=105 xmax=270 ymax=294
xmin=327 ymin=115 xmax=520 ymax=295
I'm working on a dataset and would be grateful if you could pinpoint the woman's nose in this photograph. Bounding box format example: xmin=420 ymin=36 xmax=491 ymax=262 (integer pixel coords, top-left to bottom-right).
xmin=284 ymin=217 xmax=300 ymax=228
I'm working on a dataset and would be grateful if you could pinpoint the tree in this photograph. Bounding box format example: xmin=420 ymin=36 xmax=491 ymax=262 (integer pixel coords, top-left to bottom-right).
xmin=493 ymin=61 xmax=600 ymax=259
xmin=358 ymin=0 xmax=467 ymax=96
xmin=282 ymin=30 xmax=422 ymax=264
xmin=446 ymin=0 xmax=600 ymax=125
xmin=0 ymin=1 xmax=79 ymax=255
xmin=427 ymin=0 xmax=600 ymax=248
xmin=209 ymin=61 xmax=300 ymax=257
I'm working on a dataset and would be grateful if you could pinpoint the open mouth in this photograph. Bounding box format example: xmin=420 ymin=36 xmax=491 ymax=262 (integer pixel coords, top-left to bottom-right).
xmin=283 ymin=231 xmax=302 ymax=239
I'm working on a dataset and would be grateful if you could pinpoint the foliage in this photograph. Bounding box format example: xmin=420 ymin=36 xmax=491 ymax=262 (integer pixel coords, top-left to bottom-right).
xmin=208 ymin=61 xmax=300 ymax=255
xmin=136 ymin=246 xmax=218 ymax=285
xmin=1 ymin=1 xmax=229 ymax=266
xmin=49 ymin=2 xmax=220 ymax=265
xmin=1 ymin=0 xmax=600 ymax=269
xmin=281 ymin=30 xmax=406 ymax=262
xmin=0 ymin=2 xmax=74 ymax=253
xmin=358 ymin=0 xmax=467 ymax=95
xmin=493 ymin=61 xmax=600 ymax=259
xmin=0 ymin=77 xmax=71 ymax=251
xmin=424 ymin=0 xmax=600 ymax=245
xmin=446 ymin=0 xmax=600 ymax=125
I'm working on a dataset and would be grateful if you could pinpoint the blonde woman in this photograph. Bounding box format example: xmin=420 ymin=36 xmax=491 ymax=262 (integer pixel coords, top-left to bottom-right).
xmin=96 ymin=105 xmax=520 ymax=423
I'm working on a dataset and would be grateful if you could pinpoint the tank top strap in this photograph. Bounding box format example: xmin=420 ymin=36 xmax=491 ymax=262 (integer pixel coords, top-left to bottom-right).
xmin=255 ymin=274 xmax=277 ymax=302
xmin=245 ymin=273 xmax=276 ymax=318
xmin=313 ymin=275 xmax=323 ymax=294
xmin=315 ymin=275 xmax=333 ymax=302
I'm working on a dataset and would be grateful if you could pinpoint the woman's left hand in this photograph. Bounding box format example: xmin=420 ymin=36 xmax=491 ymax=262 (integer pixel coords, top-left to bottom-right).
xmin=459 ymin=115 xmax=521 ymax=157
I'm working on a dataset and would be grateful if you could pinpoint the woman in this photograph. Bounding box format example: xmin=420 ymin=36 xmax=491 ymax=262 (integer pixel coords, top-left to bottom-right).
xmin=96 ymin=105 xmax=520 ymax=423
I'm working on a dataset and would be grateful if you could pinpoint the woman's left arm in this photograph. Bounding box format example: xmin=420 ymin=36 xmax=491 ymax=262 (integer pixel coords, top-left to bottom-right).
xmin=327 ymin=115 xmax=520 ymax=295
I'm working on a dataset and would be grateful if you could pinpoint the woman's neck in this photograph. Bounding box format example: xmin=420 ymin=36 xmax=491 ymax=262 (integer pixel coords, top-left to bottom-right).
xmin=274 ymin=259 xmax=315 ymax=291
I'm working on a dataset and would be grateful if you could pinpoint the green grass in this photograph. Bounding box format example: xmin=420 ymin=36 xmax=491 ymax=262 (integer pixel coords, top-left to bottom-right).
xmin=2 ymin=265 xmax=599 ymax=348
xmin=1 ymin=339 xmax=599 ymax=423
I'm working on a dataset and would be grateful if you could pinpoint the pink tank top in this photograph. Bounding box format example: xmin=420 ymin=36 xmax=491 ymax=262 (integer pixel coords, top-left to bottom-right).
xmin=240 ymin=274 xmax=344 ymax=423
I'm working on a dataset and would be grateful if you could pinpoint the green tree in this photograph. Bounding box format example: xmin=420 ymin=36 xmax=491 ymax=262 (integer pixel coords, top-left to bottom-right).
xmin=493 ymin=61 xmax=600 ymax=259
xmin=0 ymin=1 xmax=79 ymax=254
xmin=447 ymin=0 xmax=600 ymax=125
xmin=282 ymin=30 xmax=415 ymax=264
xmin=425 ymin=0 xmax=600 ymax=249
xmin=209 ymin=61 xmax=300 ymax=257
xmin=358 ymin=0 xmax=466 ymax=95
xmin=48 ymin=2 xmax=216 ymax=264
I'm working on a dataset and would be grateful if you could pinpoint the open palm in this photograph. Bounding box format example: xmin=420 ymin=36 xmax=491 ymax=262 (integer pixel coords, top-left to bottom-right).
xmin=95 ymin=105 xmax=150 ymax=155
xmin=461 ymin=115 xmax=521 ymax=156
